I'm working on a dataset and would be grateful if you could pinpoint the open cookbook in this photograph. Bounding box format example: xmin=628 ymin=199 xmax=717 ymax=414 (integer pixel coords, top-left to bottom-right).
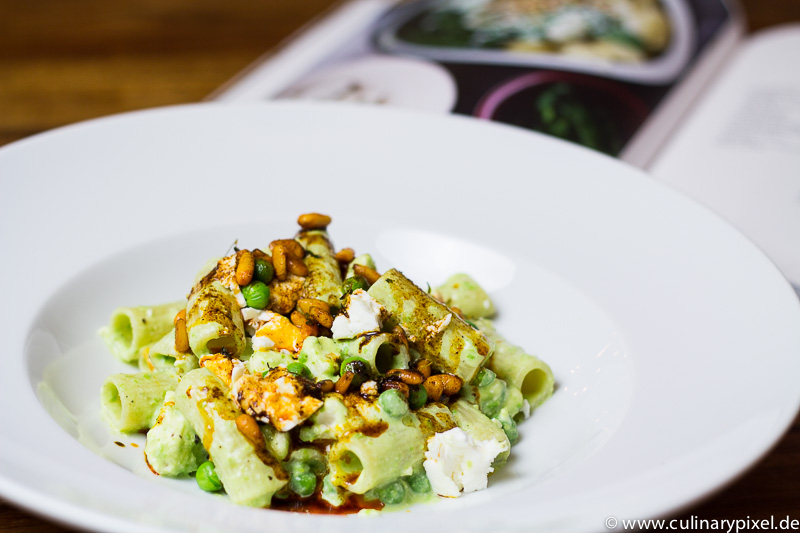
xmin=211 ymin=0 xmax=800 ymax=293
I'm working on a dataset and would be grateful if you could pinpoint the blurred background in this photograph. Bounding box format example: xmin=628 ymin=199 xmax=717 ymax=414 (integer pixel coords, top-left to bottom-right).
xmin=1 ymin=0 xmax=798 ymax=148
xmin=0 ymin=0 xmax=798 ymax=530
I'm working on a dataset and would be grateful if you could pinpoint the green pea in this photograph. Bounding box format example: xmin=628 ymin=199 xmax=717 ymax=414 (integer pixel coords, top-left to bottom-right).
xmin=408 ymin=386 xmax=427 ymax=410
xmin=378 ymin=480 xmax=406 ymax=505
xmin=290 ymin=470 xmax=317 ymax=498
xmin=242 ymin=281 xmax=270 ymax=309
xmin=407 ymin=472 xmax=431 ymax=494
xmin=473 ymin=368 xmax=496 ymax=388
xmin=501 ymin=417 xmax=519 ymax=444
xmin=342 ymin=275 xmax=369 ymax=295
xmin=496 ymin=410 xmax=520 ymax=445
xmin=339 ymin=356 xmax=368 ymax=377
xmin=339 ymin=355 xmax=369 ymax=376
xmin=289 ymin=448 xmax=326 ymax=475
xmin=478 ymin=377 xmax=507 ymax=419
xmin=287 ymin=362 xmax=312 ymax=379
xmin=254 ymin=258 xmax=274 ymax=284
xmin=379 ymin=389 xmax=408 ymax=418
xmin=481 ymin=399 xmax=501 ymax=419
xmin=340 ymin=356 xmax=369 ymax=388
xmin=196 ymin=461 xmax=222 ymax=492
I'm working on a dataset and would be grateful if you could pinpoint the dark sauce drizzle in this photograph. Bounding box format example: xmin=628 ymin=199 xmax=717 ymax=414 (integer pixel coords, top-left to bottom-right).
xmin=271 ymin=493 xmax=383 ymax=515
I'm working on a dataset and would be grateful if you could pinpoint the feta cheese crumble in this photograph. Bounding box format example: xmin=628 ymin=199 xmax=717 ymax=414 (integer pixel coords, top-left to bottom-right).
xmin=331 ymin=289 xmax=384 ymax=339
xmin=241 ymin=307 xmax=262 ymax=322
xmin=251 ymin=335 xmax=275 ymax=350
xmin=423 ymin=427 xmax=508 ymax=498
xmin=425 ymin=313 xmax=452 ymax=336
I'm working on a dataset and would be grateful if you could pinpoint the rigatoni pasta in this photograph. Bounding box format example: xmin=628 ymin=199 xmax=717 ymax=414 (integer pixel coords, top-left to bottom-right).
xmin=98 ymin=213 xmax=554 ymax=513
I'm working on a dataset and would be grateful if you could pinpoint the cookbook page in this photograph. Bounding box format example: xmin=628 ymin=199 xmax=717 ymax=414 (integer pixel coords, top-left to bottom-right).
xmin=214 ymin=0 xmax=740 ymax=165
xmin=650 ymin=24 xmax=800 ymax=290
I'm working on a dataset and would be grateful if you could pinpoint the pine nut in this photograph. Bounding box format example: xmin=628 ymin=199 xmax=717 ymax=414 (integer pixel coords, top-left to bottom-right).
xmin=297 ymin=299 xmax=333 ymax=328
xmin=422 ymin=375 xmax=444 ymax=402
xmin=298 ymin=213 xmax=332 ymax=230
xmin=290 ymin=310 xmax=319 ymax=337
xmin=318 ymin=379 xmax=335 ymax=393
xmin=270 ymin=239 xmax=304 ymax=259
xmin=382 ymin=379 xmax=410 ymax=397
xmin=297 ymin=298 xmax=330 ymax=314
xmin=174 ymin=309 xmax=189 ymax=353
xmin=173 ymin=308 xmax=186 ymax=326
xmin=252 ymin=248 xmax=272 ymax=263
xmin=439 ymin=374 xmax=463 ymax=396
xmin=334 ymin=248 xmax=355 ymax=264
xmin=335 ymin=371 xmax=354 ymax=394
xmin=235 ymin=413 xmax=263 ymax=444
xmin=272 ymin=244 xmax=287 ymax=281
xmin=414 ymin=359 xmax=432 ymax=379
xmin=386 ymin=368 xmax=424 ymax=385
xmin=235 ymin=250 xmax=255 ymax=286
xmin=310 ymin=307 xmax=333 ymax=328
xmin=287 ymin=256 xmax=309 ymax=277
xmin=353 ymin=264 xmax=381 ymax=285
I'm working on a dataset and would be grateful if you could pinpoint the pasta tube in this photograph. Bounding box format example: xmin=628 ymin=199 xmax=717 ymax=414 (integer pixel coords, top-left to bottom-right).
xmin=436 ymin=273 xmax=495 ymax=319
xmin=296 ymin=230 xmax=342 ymax=308
xmin=139 ymin=328 xmax=199 ymax=375
xmin=328 ymin=402 xmax=454 ymax=494
xmin=101 ymin=371 xmax=178 ymax=432
xmin=368 ymin=269 xmax=492 ymax=382
xmin=175 ymin=368 xmax=288 ymax=507
xmin=340 ymin=332 xmax=409 ymax=375
xmin=451 ymin=399 xmax=511 ymax=467
xmin=345 ymin=253 xmax=375 ymax=279
xmin=99 ymin=301 xmax=185 ymax=363
xmin=144 ymin=391 xmax=207 ymax=476
xmin=328 ymin=419 xmax=424 ymax=494
xmin=475 ymin=318 xmax=554 ymax=409
xmin=186 ymin=280 xmax=245 ymax=358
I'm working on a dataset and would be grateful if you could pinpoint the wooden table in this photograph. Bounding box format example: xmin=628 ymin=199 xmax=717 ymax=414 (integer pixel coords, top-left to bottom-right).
xmin=1 ymin=0 xmax=799 ymax=530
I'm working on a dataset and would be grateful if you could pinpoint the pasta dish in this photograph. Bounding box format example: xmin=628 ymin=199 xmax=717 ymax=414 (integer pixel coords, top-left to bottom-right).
xmin=98 ymin=213 xmax=554 ymax=512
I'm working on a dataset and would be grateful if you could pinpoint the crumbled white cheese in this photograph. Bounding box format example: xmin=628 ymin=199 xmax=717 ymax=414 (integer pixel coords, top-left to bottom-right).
xmin=360 ymin=380 xmax=379 ymax=398
xmin=257 ymin=310 xmax=278 ymax=322
xmin=273 ymin=376 xmax=296 ymax=396
xmin=241 ymin=307 xmax=262 ymax=322
xmin=232 ymin=287 xmax=247 ymax=308
xmin=331 ymin=289 xmax=384 ymax=339
xmin=230 ymin=359 xmax=246 ymax=386
xmin=241 ymin=307 xmax=262 ymax=335
xmin=426 ymin=314 xmax=452 ymax=336
xmin=229 ymin=359 xmax=246 ymax=401
xmin=423 ymin=427 xmax=508 ymax=498
xmin=252 ymin=335 xmax=275 ymax=351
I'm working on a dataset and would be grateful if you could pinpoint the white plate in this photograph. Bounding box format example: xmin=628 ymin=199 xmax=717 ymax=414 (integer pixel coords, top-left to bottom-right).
xmin=1 ymin=103 xmax=798 ymax=533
